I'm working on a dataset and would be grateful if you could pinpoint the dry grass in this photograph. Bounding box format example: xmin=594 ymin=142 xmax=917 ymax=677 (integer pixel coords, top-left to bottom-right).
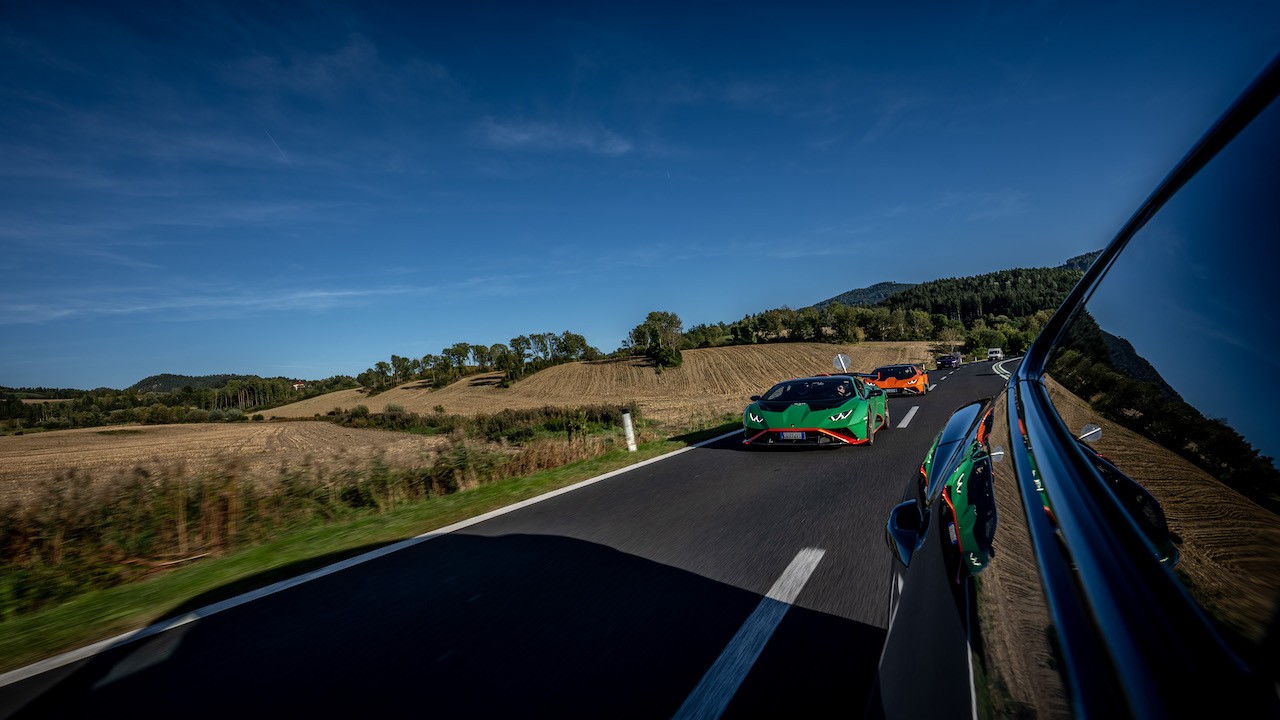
xmin=260 ymin=342 xmax=936 ymax=426
xmin=0 ymin=422 xmax=449 ymax=507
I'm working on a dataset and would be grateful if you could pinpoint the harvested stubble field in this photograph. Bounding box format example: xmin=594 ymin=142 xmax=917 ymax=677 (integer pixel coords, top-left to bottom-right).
xmin=0 ymin=422 xmax=449 ymax=507
xmin=260 ymin=342 xmax=936 ymax=425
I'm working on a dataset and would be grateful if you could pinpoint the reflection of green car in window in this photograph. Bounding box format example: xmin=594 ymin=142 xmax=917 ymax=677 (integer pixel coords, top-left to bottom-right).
xmin=935 ymin=412 xmax=998 ymax=583
xmin=940 ymin=439 xmax=997 ymax=582
xmin=742 ymin=374 xmax=888 ymax=447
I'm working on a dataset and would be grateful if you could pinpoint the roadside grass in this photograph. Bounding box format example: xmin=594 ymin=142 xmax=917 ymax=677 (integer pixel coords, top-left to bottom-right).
xmin=0 ymin=424 xmax=740 ymax=674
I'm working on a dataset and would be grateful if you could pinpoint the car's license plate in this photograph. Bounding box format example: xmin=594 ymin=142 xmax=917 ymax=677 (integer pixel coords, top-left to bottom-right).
xmin=781 ymin=431 xmax=805 ymax=440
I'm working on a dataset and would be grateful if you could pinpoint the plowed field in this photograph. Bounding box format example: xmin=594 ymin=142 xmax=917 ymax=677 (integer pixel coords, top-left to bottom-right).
xmin=260 ymin=342 xmax=936 ymax=424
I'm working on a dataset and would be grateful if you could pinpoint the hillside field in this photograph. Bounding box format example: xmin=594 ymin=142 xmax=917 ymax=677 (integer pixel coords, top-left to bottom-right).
xmin=260 ymin=342 xmax=938 ymax=424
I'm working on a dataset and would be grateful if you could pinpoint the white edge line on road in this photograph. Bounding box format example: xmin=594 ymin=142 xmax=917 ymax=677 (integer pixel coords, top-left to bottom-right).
xmin=896 ymin=406 xmax=920 ymax=429
xmin=672 ymin=548 xmax=826 ymax=720
xmin=0 ymin=427 xmax=746 ymax=688
xmin=992 ymin=356 xmax=1022 ymax=380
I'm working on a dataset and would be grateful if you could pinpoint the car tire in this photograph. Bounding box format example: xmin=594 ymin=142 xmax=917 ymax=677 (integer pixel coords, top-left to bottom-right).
xmin=866 ymin=415 xmax=875 ymax=446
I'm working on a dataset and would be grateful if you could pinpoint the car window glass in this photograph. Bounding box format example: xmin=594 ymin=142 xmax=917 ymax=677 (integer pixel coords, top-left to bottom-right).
xmin=1042 ymin=93 xmax=1280 ymax=668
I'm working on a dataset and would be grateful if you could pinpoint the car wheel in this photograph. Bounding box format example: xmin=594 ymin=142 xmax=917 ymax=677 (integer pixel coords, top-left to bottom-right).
xmin=883 ymin=403 xmax=891 ymax=430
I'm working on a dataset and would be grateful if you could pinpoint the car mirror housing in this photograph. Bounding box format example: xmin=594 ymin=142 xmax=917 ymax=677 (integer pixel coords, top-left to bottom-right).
xmin=886 ymin=500 xmax=927 ymax=567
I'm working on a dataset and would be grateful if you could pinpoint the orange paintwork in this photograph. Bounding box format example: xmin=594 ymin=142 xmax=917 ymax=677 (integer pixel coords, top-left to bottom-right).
xmin=864 ymin=364 xmax=930 ymax=395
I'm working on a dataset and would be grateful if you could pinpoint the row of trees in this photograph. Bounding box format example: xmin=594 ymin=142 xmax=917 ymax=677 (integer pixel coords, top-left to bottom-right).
xmin=0 ymin=375 xmax=359 ymax=431
xmin=356 ymin=331 xmax=604 ymax=393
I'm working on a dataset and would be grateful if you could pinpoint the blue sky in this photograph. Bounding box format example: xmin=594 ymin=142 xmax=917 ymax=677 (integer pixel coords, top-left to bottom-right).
xmin=3 ymin=2 xmax=1278 ymax=389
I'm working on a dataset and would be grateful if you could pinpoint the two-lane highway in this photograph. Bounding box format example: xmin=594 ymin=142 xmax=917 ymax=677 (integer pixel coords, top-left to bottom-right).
xmin=1 ymin=362 xmax=1009 ymax=719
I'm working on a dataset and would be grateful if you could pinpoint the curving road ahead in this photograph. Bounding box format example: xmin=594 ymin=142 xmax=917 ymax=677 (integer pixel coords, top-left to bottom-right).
xmin=1 ymin=362 xmax=1009 ymax=719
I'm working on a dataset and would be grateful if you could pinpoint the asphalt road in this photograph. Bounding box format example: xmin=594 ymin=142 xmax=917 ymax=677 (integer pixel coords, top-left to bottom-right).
xmin=1 ymin=362 xmax=1009 ymax=719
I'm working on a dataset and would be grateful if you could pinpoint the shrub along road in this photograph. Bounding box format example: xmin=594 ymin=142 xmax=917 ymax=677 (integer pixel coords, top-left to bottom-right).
xmin=1 ymin=363 xmax=1007 ymax=718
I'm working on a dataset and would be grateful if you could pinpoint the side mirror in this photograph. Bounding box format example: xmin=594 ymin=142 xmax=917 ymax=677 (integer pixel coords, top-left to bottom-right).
xmin=886 ymin=501 xmax=927 ymax=568
xmin=750 ymin=395 xmax=761 ymax=402
xmin=1078 ymin=424 xmax=1102 ymax=443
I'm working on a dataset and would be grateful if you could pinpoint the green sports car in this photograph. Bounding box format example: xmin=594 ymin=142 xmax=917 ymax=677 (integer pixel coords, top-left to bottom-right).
xmin=743 ymin=374 xmax=888 ymax=447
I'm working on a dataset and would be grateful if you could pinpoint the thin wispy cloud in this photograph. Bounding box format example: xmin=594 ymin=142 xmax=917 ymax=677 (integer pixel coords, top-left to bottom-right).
xmin=475 ymin=118 xmax=634 ymax=156
xmin=860 ymin=97 xmax=918 ymax=145
xmin=234 ymin=34 xmax=381 ymax=98
xmin=227 ymin=32 xmax=455 ymax=106
xmin=885 ymin=189 xmax=1028 ymax=222
xmin=0 ymin=286 xmax=416 ymax=325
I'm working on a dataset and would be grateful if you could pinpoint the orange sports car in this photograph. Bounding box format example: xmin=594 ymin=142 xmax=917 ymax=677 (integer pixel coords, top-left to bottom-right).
xmin=864 ymin=364 xmax=930 ymax=396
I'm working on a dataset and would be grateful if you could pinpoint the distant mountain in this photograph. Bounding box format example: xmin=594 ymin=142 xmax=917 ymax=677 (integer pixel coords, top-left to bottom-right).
xmin=879 ymin=266 xmax=1085 ymax=322
xmin=129 ymin=373 xmax=270 ymax=393
xmin=809 ymin=251 xmax=1102 ymax=322
xmin=1099 ymin=331 xmax=1182 ymax=403
xmin=812 ymin=281 xmax=916 ymax=309
xmin=1060 ymin=250 xmax=1103 ymax=271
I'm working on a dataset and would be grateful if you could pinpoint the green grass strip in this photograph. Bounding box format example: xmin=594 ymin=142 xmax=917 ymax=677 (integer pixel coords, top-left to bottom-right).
xmin=0 ymin=424 xmax=738 ymax=674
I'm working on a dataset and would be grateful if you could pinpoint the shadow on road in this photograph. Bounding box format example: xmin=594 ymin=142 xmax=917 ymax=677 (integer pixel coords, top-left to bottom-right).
xmin=5 ymin=533 xmax=884 ymax=719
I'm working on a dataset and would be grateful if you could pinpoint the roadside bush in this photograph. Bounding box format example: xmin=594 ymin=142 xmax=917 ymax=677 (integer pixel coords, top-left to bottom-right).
xmin=650 ymin=345 xmax=684 ymax=369
xmin=252 ymin=414 xmax=264 ymax=422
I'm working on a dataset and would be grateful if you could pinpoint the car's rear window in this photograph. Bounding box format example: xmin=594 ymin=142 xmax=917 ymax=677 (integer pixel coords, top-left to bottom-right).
xmin=873 ymin=366 xmax=918 ymax=380
xmin=763 ymin=378 xmax=851 ymax=401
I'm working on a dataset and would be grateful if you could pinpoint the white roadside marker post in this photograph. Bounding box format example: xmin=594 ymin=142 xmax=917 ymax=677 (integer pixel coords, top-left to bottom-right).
xmin=622 ymin=409 xmax=637 ymax=452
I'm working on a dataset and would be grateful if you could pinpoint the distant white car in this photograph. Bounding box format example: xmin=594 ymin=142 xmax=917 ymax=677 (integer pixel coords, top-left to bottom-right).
xmin=987 ymin=348 xmax=1005 ymax=361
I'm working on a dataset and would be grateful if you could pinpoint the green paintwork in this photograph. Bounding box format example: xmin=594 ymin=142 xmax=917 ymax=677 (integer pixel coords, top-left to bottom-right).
xmin=940 ymin=438 xmax=997 ymax=580
xmin=743 ymin=374 xmax=888 ymax=446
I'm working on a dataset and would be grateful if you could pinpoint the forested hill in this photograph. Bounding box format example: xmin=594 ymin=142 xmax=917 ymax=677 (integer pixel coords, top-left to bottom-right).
xmin=130 ymin=373 xmax=277 ymax=393
xmin=812 ymin=281 xmax=916 ymax=309
xmin=880 ymin=266 xmax=1084 ymax=323
xmin=1060 ymin=250 xmax=1103 ymax=271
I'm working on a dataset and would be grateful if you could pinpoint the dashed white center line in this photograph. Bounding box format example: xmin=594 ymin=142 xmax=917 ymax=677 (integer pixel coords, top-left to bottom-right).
xmin=928 ymin=384 xmax=937 ymax=392
xmin=672 ymin=548 xmax=826 ymax=720
xmin=897 ymin=406 xmax=920 ymax=428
